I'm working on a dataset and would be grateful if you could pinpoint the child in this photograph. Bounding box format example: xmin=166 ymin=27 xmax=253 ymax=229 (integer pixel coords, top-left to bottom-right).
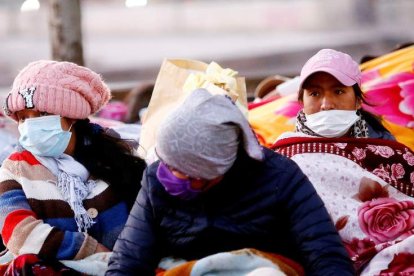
xmin=0 ymin=60 xmax=146 ymax=273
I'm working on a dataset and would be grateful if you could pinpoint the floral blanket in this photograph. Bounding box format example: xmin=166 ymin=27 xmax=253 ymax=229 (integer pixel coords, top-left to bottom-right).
xmin=156 ymin=248 xmax=304 ymax=276
xmin=273 ymin=134 xmax=414 ymax=275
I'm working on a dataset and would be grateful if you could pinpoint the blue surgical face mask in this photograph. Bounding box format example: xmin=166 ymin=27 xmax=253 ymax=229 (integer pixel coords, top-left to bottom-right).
xmin=156 ymin=162 xmax=203 ymax=200
xmin=18 ymin=115 xmax=72 ymax=157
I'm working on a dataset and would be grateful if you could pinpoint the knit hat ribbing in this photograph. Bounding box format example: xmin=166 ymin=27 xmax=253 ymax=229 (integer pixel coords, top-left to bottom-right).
xmin=3 ymin=60 xmax=111 ymax=120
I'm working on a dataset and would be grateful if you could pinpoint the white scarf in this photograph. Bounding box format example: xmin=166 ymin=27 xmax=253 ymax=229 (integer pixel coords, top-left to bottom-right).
xmin=36 ymin=154 xmax=96 ymax=232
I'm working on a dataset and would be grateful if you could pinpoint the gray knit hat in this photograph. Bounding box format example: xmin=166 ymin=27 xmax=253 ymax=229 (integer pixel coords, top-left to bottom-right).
xmin=156 ymin=88 xmax=263 ymax=180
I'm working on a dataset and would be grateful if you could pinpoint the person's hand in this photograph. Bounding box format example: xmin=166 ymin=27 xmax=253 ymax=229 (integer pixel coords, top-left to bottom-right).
xmin=95 ymin=243 xmax=110 ymax=253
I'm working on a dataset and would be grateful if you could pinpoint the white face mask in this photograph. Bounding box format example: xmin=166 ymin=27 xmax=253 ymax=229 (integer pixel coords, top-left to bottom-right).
xmin=18 ymin=115 xmax=72 ymax=157
xmin=304 ymin=110 xmax=359 ymax=138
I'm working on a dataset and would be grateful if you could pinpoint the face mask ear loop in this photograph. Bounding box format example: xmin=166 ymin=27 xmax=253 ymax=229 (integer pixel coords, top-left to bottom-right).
xmin=63 ymin=118 xmax=75 ymax=132
xmin=68 ymin=122 xmax=74 ymax=132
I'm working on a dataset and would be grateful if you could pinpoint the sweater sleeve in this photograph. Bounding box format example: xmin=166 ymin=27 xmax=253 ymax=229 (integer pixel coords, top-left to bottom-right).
xmin=0 ymin=152 xmax=98 ymax=260
xmin=106 ymin=170 xmax=160 ymax=276
xmin=277 ymin=157 xmax=355 ymax=276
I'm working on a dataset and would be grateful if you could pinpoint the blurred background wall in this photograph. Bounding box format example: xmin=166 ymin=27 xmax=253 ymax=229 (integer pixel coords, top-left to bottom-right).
xmin=1 ymin=0 xmax=413 ymax=96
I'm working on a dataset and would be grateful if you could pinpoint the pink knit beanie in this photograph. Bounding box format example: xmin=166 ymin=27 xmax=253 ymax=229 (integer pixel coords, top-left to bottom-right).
xmin=3 ymin=60 xmax=111 ymax=120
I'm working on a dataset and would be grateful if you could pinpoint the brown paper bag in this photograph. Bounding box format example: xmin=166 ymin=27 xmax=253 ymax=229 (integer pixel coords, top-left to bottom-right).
xmin=138 ymin=59 xmax=247 ymax=160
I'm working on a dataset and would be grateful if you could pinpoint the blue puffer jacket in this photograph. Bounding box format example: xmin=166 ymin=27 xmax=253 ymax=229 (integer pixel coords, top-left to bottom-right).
xmin=106 ymin=148 xmax=354 ymax=275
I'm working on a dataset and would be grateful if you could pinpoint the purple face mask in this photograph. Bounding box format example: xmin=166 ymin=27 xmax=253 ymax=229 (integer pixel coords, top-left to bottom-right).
xmin=156 ymin=162 xmax=203 ymax=200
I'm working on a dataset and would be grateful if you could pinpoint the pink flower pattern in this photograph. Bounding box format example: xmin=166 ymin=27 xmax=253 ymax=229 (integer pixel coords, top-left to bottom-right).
xmin=391 ymin=163 xmax=405 ymax=180
xmin=334 ymin=143 xmax=347 ymax=149
xmin=373 ymin=164 xmax=392 ymax=183
xmin=367 ymin=145 xmax=395 ymax=158
xmin=275 ymin=134 xmax=414 ymax=273
xmin=352 ymin=147 xmax=366 ymax=160
xmin=363 ymin=72 xmax=414 ymax=127
xmin=358 ymin=198 xmax=414 ymax=243
xmin=403 ymin=151 xmax=414 ymax=166
xmin=399 ymin=80 xmax=414 ymax=128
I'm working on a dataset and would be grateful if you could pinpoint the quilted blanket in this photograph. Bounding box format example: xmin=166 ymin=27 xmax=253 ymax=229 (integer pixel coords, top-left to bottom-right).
xmin=274 ymin=134 xmax=414 ymax=275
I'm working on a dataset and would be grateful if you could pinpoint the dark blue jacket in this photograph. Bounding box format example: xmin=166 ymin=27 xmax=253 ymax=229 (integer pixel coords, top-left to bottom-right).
xmin=367 ymin=122 xmax=395 ymax=141
xmin=106 ymin=148 xmax=354 ymax=275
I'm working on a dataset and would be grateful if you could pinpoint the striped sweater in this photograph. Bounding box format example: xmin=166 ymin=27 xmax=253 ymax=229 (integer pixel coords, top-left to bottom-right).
xmin=0 ymin=150 xmax=129 ymax=260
